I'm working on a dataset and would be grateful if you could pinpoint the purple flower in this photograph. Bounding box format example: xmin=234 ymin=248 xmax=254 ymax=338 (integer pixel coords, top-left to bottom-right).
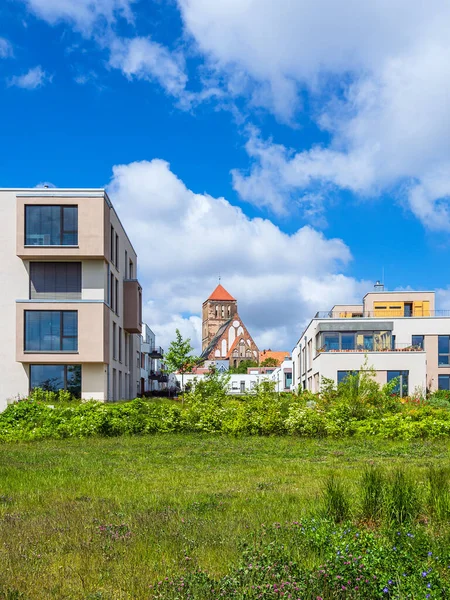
xmin=383 ymin=587 xmax=389 ymax=593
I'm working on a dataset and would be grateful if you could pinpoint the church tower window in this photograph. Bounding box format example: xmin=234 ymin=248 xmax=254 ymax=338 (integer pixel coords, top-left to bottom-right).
xmin=215 ymin=305 xmax=219 ymax=317
xmin=227 ymin=305 xmax=231 ymax=317
xmin=221 ymin=305 xmax=225 ymax=318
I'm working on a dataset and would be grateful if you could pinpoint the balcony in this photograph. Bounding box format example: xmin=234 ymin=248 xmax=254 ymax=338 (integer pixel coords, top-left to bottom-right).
xmin=316 ymin=342 xmax=425 ymax=357
xmin=315 ymin=310 xmax=450 ymax=319
xmin=149 ymin=346 xmax=164 ymax=358
xmin=123 ymin=279 xmax=142 ymax=334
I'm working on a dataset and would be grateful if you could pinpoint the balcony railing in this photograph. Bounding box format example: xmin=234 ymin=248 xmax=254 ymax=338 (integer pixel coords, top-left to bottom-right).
xmin=316 ymin=342 xmax=425 ymax=357
xmin=149 ymin=346 xmax=163 ymax=358
xmin=315 ymin=310 xmax=450 ymax=319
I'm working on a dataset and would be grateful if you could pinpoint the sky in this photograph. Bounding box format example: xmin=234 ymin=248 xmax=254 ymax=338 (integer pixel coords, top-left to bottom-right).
xmin=1 ymin=0 xmax=450 ymax=353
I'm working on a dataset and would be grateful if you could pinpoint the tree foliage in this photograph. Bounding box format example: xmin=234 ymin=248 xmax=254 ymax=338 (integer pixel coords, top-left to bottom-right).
xmin=260 ymin=357 xmax=279 ymax=367
xmin=228 ymin=360 xmax=258 ymax=374
xmin=164 ymin=329 xmax=200 ymax=389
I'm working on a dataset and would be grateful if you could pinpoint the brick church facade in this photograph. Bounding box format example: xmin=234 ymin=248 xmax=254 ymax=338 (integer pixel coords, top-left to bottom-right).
xmin=200 ymin=284 xmax=259 ymax=368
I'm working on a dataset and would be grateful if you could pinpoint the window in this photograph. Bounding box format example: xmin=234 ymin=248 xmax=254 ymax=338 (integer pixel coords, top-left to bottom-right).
xmin=113 ymin=322 xmax=117 ymax=359
xmin=363 ymin=335 xmax=374 ymax=351
xmin=439 ymin=336 xmax=450 ymax=366
xmin=231 ymin=381 xmax=239 ymax=390
xmin=29 ymin=364 xmax=81 ymax=396
xmin=341 ymin=334 xmax=355 ymax=350
xmin=129 ymin=259 xmax=134 ymax=279
xmin=125 ymin=333 xmax=129 ymax=367
xmin=337 ymin=370 xmax=358 ymax=385
xmin=118 ymin=327 xmax=122 ymax=362
xmin=115 ymin=234 xmax=119 ymax=268
xmin=387 ymin=371 xmax=409 ymax=396
xmin=118 ymin=371 xmax=122 ymax=400
xmin=25 ymin=311 xmax=77 ymax=352
xmin=125 ymin=250 xmax=128 ymax=277
xmin=412 ymin=335 xmax=424 ymax=349
xmin=404 ymin=303 xmax=413 ymax=317
xmin=110 ymin=273 xmax=115 ymax=311
xmin=284 ymin=372 xmax=292 ymax=388
xmin=115 ymin=278 xmax=119 ymax=315
xmin=438 ymin=375 xmax=450 ymax=391
xmin=323 ymin=334 xmax=339 ymax=351
xmin=227 ymin=306 xmax=231 ymax=317
xmin=110 ymin=226 xmax=115 ymax=263
xmin=221 ymin=305 xmax=225 ymax=318
xmin=25 ymin=205 xmax=78 ymax=246
xmin=30 ymin=262 xmax=81 ymax=300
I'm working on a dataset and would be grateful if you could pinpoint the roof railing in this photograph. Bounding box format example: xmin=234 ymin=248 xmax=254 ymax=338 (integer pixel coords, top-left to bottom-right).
xmin=314 ymin=310 xmax=450 ymax=319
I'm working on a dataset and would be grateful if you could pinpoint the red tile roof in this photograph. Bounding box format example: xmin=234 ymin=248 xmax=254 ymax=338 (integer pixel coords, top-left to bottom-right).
xmin=259 ymin=350 xmax=291 ymax=366
xmin=208 ymin=284 xmax=236 ymax=301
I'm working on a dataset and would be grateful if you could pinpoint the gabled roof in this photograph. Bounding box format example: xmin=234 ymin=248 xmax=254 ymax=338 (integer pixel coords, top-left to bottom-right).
xmin=200 ymin=319 xmax=232 ymax=360
xmin=207 ymin=284 xmax=236 ymax=302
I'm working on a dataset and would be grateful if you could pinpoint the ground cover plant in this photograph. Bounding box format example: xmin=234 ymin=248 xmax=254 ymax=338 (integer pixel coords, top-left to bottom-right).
xmin=2 ymin=366 xmax=450 ymax=442
xmin=0 ymin=436 xmax=450 ymax=599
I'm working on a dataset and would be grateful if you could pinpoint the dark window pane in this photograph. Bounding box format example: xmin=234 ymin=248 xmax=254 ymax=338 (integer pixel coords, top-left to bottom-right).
xmin=439 ymin=355 xmax=450 ymax=366
xmin=66 ymin=365 xmax=82 ymax=396
xmin=439 ymin=336 xmax=450 ymax=354
xmin=324 ymin=335 xmax=339 ymax=351
xmin=30 ymin=262 xmax=81 ymax=299
xmin=412 ymin=335 xmax=424 ymax=349
xmin=387 ymin=371 xmax=409 ymax=396
xmin=438 ymin=375 xmax=450 ymax=391
xmin=30 ymin=365 xmax=64 ymax=392
xmin=25 ymin=206 xmax=78 ymax=246
xmin=25 ymin=311 xmax=77 ymax=352
xmin=341 ymin=334 xmax=355 ymax=350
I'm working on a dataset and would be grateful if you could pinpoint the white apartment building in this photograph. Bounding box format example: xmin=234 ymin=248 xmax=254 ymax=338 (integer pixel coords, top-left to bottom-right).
xmin=0 ymin=188 xmax=143 ymax=409
xmin=139 ymin=324 xmax=166 ymax=394
xmin=292 ymin=287 xmax=450 ymax=395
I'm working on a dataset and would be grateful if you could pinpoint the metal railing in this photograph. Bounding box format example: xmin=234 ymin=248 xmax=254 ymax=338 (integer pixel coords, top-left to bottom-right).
xmin=316 ymin=342 xmax=425 ymax=356
xmin=315 ymin=310 xmax=450 ymax=319
xmin=149 ymin=346 xmax=164 ymax=358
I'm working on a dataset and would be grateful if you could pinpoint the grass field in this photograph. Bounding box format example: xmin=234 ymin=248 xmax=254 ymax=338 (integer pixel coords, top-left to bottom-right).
xmin=1 ymin=435 xmax=449 ymax=599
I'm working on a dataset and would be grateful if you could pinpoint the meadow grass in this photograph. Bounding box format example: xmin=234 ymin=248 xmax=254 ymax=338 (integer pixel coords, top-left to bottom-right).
xmin=0 ymin=435 xmax=449 ymax=599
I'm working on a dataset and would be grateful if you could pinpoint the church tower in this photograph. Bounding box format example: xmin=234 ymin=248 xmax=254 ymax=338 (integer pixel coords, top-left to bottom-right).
xmin=202 ymin=284 xmax=238 ymax=352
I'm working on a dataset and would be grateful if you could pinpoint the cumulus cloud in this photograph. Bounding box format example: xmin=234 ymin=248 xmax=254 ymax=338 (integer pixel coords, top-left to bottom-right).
xmin=0 ymin=37 xmax=13 ymax=58
xmin=107 ymin=159 xmax=368 ymax=352
xmin=22 ymin=0 xmax=134 ymax=35
xmin=8 ymin=66 xmax=52 ymax=89
xmin=177 ymin=0 xmax=450 ymax=229
xmin=108 ymin=37 xmax=188 ymax=98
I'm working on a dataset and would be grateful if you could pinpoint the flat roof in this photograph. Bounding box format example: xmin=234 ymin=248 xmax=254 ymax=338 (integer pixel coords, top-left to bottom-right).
xmin=363 ymin=290 xmax=435 ymax=298
xmin=1 ymin=187 xmax=138 ymax=257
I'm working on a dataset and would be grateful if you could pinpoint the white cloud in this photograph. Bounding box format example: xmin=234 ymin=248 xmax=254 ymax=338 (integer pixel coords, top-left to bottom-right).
xmin=108 ymin=37 xmax=188 ymax=98
xmin=107 ymin=159 xmax=368 ymax=352
xmin=0 ymin=37 xmax=13 ymax=58
xmin=177 ymin=1 xmax=450 ymax=229
xmin=8 ymin=66 xmax=52 ymax=89
xmin=22 ymin=0 xmax=134 ymax=35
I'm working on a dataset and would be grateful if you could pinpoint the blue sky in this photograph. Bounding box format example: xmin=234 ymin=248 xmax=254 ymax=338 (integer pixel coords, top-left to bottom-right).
xmin=1 ymin=0 xmax=450 ymax=351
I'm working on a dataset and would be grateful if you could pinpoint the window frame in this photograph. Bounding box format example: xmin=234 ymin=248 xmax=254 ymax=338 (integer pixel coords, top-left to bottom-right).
xmin=25 ymin=205 xmax=78 ymax=246
xmin=438 ymin=375 xmax=450 ymax=391
xmin=24 ymin=310 xmax=78 ymax=353
xmin=29 ymin=364 xmax=81 ymax=396
xmin=439 ymin=336 xmax=450 ymax=366
xmin=29 ymin=261 xmax=82 ymax=300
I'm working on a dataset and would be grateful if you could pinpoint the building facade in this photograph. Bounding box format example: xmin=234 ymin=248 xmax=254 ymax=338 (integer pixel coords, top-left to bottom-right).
xmin=201 ymin=284 xmax=259 ymax=367
xmin=292 ymin=288 xmax=450 ymax=395
xmin=0 ymin=188 xmax=143 ymax=409
xmin=139 ymin=324 xmax=166 ymax=394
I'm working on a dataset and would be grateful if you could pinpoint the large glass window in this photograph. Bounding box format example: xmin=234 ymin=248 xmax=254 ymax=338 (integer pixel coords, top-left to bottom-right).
xmin=323 ymin=334 xmax=339 ymax=351
xmin=30 ymin=364 xmax=81 ymax=396
xmin=412 ymin=335 xmax=424 ymax=350
xmin=25 ymin=205 xmax=78 ymax=246
xmin=363 ymin=335 xmax=374 ymax=351
xmin=438 ymin=375 xmax=450 ymax=391
xmin=341 ymin=334 xmax=355 ymax=350
xmin=387 ymin=371 xmax=409 ymax=396
xmin=439 ymin=336 xmax=450 ymax=366
xmin=337 ymin=370 xmax=358 ymax=385
xmin=25 ymin=311 xmax=78 ymax=352
xmin=30 ymin=262 xmax=81 ymax=299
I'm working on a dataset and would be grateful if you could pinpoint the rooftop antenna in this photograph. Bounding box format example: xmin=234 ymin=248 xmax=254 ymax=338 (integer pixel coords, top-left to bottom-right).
xmin=218 ymin=274 xmax=221 ymax=283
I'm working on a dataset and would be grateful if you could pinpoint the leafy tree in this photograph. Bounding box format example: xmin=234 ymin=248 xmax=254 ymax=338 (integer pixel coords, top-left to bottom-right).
xmin=229 ymin=359 xmax=258 ymax=374
xmin=164 ymin=329 xmax=200 ymax=391
xmin=260 ymin=357 xmax=279 ymax=367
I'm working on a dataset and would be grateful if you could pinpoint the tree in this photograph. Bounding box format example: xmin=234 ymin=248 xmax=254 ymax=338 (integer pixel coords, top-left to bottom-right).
xmin=164 ymin=329 xmax=200 ymax=392
xmin=229 ymin=359 xmax=258 ymax=374
xmin=260 ymin=357 xmax=279 ymax=367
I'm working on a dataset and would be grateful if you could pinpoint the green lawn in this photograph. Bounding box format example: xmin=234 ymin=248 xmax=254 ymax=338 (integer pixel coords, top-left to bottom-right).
xmin=0 ymin=435 xmax=449 ymax=599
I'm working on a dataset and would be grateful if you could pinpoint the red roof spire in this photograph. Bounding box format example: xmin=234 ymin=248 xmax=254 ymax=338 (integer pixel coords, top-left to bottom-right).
xmin=208 ymin=284 xmax=236 ymax=301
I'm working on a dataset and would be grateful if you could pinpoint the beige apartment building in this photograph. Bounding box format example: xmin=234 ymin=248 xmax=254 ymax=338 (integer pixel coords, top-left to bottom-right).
xmin=292 ymin=286 xmax=450 ymax=395
xmin=0 ymin=188 xmax=142 ymax=410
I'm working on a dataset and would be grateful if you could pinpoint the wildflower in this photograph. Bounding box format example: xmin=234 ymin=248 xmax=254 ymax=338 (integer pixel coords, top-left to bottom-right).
xmin=422 ymin=572 xmax=427 ymax=577
xmin=383 ymin=587 xmax=389 ymax=593
xmin=428 ymin=552 xmax=433 ymax=556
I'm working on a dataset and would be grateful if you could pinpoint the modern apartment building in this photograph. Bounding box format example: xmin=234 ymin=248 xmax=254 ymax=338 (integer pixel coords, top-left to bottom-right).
xmin=0 ymin=188 xmax=143 ymax=410
xmin=292 ymin=286 xmax=450 ymax=395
